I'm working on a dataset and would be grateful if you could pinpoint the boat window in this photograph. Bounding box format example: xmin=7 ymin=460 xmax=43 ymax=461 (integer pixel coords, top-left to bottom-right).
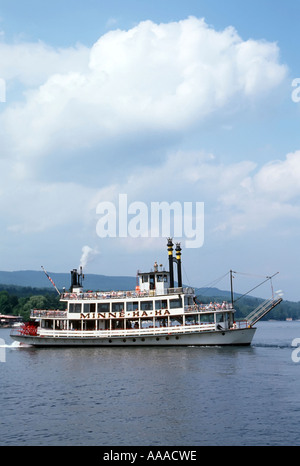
xmin=155 ymin=299 xmax=168 ymax=310
xmin=184 ymin=296 xmax=194 ymax=306
xmin=216 ymin=313 xmax=226 ymax=323
xmin=185 ymin=315 xmax=199 ymax=325
xmin=126 ymin=301 xmax=139 ymax=312
xmin=140 ymin=319 xmax=153 ymax=329
xmin=200 ymin=313 xmax=215 ymax=323
xmin=170 ymin=316 xmax=183 ymax=326
xmin=157 ymin=274 xmax=168 ymax=282
xmin=84 ymin=320 xmax=96 ymax=331
xmin=142 ymin=275 xmax=148 ymax=283
xmin=140 ymin=301 xmax=153 ymax=311
xmin=69 ymin=320 xmax=81 ymax=330
xmin=150 ymin=275 xmax=155 ymax=290
xmin=127 ymin=319 xmax=140 ymax=329
xmin=69 ymin=303 xmax=82 ymax=313
xmin=155 ymin=317 xmax=168 ymax=327
xmin=90 ymin=303 xmax=96 ymax=314
xmin=112 ymin=302 xmax=124 ymax=313
xmin=111 ymin=320 xmax=124 ymax=330
xmin=83 ymin=303 xmax=90 ymax=313
xmin=169 ymin=298 xmax=183 ymax=309
xmin=98 ymin=302 xmax=109 ymax=313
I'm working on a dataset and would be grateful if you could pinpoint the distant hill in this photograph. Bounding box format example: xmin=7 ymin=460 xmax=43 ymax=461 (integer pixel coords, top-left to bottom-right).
xmin=194 ymin=286 xmax=232 ymax=299
xmin=0 ymin=270 xmax=235 ymax=295
xmin=0 ymin=270 xmax=136 ymax=292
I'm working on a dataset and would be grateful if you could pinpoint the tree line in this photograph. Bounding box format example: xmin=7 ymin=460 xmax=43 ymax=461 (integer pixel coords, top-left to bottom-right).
xmin=0 ymin=286 xmax=64 ymax=321
xmin=196 ymin=294 xmax=300 ymax=321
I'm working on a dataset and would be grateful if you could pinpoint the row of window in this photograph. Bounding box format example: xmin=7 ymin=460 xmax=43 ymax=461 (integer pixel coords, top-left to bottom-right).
xmin=141 ymin=274 xmax=168 ymax=283
xmin=69 ymin=298 xmax=183 ymax=314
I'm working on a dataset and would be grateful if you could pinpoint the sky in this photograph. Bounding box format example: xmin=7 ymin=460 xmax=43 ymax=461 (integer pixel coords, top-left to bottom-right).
xmin=0 ymin=0 xmax=300 ymax=301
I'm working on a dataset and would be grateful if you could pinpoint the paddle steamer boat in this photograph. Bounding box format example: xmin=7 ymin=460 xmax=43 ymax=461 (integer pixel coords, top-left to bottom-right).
xmin=11 ymin=239 xmax=282 ymax=347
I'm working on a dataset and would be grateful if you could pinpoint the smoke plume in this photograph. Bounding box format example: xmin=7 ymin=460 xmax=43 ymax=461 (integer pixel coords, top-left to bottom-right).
xmin=79 ymin=245 xmax=98 ymax=269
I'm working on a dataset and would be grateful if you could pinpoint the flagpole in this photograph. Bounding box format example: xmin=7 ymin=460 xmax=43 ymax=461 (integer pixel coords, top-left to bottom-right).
xmin=41 ymin=266 xmax=61 ymax=295
xmin=230 ymin=270 xmax=234 ymax=308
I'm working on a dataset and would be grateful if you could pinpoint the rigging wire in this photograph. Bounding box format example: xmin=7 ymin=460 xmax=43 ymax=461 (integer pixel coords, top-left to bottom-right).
xmin=182 ymin=263 xmax=191 ymax=287
xmin=234 ymin=272 xmax=279 ymax=303
xmin=198 ymin=271 xmax=230 ymax=296
xmin=232 ymin=271 xmax=271 ymax=279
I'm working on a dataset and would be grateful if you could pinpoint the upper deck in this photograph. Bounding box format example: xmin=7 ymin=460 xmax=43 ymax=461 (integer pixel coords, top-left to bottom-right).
xmin=60 ymin=286 xmax=194 ymax=301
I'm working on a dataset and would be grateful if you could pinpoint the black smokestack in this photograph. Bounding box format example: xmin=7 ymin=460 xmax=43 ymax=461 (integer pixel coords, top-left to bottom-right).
xmin=175 ymin=243 xmax=182 ymax=288
xmin=167 ymin=238 xmax=174 ymax=289
xmin=70 ymin=269 xmax=79 ymax=291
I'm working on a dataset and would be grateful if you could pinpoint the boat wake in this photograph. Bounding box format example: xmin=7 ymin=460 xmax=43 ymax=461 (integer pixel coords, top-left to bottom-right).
xmin=252 ymin=342 xmax=292 ymax=349
xmin=0 ymin=341 xmax=25 ymax=349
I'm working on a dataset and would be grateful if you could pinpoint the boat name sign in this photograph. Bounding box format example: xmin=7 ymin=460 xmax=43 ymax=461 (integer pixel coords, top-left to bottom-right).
xmin=80 ymin=310 xmax=171 ymax=319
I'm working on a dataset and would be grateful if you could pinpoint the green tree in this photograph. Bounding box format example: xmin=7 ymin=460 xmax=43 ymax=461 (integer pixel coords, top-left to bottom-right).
xmin=17 ymin=295 xmax=48 ymax=321
xmin=0 ymin=291 xmax=14 ymax=314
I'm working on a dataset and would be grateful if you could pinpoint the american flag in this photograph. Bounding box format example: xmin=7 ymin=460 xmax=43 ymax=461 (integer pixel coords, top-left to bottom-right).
xmin=41 ymin=266 xmax=60 ymax=295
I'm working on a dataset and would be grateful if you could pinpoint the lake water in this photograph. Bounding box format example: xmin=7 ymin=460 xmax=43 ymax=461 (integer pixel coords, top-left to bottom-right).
xmin=0 ymin=321 xmax=299 ymax=446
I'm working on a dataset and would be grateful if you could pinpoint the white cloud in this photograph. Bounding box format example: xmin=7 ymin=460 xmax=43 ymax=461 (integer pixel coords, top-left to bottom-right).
xmin=0 ymin=171 xmax=97 ymax=234
xmin=0 ymin=17 xmax=287 ymax=165
xmin=89 ymin=150 xmax=300 ymax=243
xmin=0 ymin=40 xmax=89 ymax=87
xmin=0 ymin=17 xmax=292 ymax=247
xmin=253 ymin=151 xmax=300 ymax=201
xmin=216 ymin=150 xmax=300 ymax=234
xmin=1 ymin=143 xmax=299 ymax=241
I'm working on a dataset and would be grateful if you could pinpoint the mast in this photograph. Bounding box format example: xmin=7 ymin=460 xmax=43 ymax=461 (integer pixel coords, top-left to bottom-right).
xmin=230 ymin=270 xmax=234 ymax=308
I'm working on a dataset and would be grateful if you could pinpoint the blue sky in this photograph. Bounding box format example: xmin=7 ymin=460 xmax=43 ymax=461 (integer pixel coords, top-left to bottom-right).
xmin=0 ymin=1 xmax=300 ymax=301
xmin=1 ymin=0 xmax=299 ymax=58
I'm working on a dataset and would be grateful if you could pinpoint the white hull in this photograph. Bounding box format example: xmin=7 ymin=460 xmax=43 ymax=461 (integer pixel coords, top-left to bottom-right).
xmin=11 ymin=327 xmax=256 ymax=347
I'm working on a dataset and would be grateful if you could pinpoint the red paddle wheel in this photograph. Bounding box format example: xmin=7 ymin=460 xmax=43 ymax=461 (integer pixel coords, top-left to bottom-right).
xmin=19 ymin=322 xmax=38 ymax=336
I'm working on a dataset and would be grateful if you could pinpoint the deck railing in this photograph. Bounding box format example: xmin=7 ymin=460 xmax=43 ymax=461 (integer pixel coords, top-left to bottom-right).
xmin=185 ymin=303 xmax=233 ymax=313
xmin=61 ymin=287 xmax=195 ymax=300
xmin=31 ymin=310 xmax=67 ymax=318
xmin=37 ymin=323 xmax=217 ymax=339
xmin=12 ymin=320 xmax=251 ymax=339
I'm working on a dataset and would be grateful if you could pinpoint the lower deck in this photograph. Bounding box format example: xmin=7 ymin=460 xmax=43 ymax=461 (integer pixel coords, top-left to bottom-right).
xmin=12 ymin=299 xmax=254 ymax=346
xmin=11 ymin=325 xmax=256 ymax=347
xmin=32 ymin=305 xmax=237 ymax=334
